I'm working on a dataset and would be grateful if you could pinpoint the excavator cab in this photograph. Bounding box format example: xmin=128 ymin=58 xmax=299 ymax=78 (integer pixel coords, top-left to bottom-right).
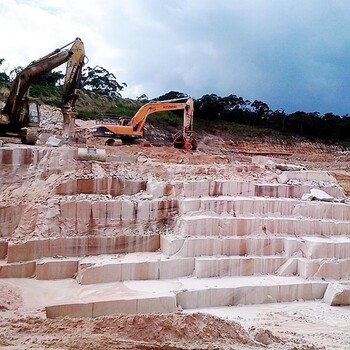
xmin=28 ymin=101 xmax=40 ymax=126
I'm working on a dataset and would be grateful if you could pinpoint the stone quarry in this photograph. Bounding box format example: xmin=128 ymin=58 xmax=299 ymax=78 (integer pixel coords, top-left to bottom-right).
xmin=0 ymin=107 xmax=350 ymax=349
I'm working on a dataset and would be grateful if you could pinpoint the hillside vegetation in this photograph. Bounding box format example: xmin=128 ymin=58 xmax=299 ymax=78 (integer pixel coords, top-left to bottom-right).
xmin=1 ymin=81 xmax=350 ymax=149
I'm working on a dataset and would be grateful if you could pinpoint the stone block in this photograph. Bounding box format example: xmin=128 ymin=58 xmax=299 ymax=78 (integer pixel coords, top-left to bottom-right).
xmin=78 ymin=263 xmax=122 ymax=284
xmin=46 ymin=302 xmax=93 ymax=318
xmin=303 ymin=237 xmax=350 ymax=259
xmin=324 ymin=283 xmax=350 ymax=306
xmin=160 ymin=235 xmax=185 ymax=256
xmin=60 ymin=201 xmax=77 ymax=219
xmin=136 ymin=295 xmax=177 ymax=313
xmin=106 ymin=200 xmax=122 ymax=224
xmin=36 ymin=259 xmax=78 ymax=280
xmin=0 ymin=261 xmax=36 ymax=278
xmin=184 ymin=180 xmax=210 ymax=197
xmin=121 ymin=260 xmax=159 ymax=280
xmin=165 ymin=237 xmax=222 ymax=257
xmin=177 ymin=289 xmax=211 ymax=309
xmin=0 ymin=240 xmax=8 ymax=259
xmin=159 ymin=258 xmax=195 ymax=279
xmin=277 ymin=171 xmax=336 ymax=184
xmin=7 ymin=235 xmax=160 ymax=263
xmin=91 ymin=201 xmax=107 ymax=226
xmin=146 ymin=181 xmax=166 ymax=198
xmin=178 ymin=199 xmax=201 ymax=215
xmin=93 ymin=299 xmax=137 ymax=316
xmin=276 ymin=258 xmax=298 ymax=276
xmin=195 ymin=256 xmax=287 ymax=278
xmin=121 ymin=200 xmax=135 ymax=221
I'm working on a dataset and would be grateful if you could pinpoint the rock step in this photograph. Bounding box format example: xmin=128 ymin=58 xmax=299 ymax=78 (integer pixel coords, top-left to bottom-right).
xmin=40 ymin=275 xmax=327 ymax=318
xmin=46 ymin=294 xmax=177 ymax=319
xmin=77 ymin=253 xmax=194 ymax=285
xmin=147 ymin=179 xmax=344 ymax=199
xmin=161 ymin=235 xmax=292 ymax=257
xmin=5 ymin=235 xmax=160 ymax=263
xmin=298 ymin=258 xmax=350 ymax=280
xmin=180 ymin=215 xmax=350 ymax=236
xmin=180 ymin=197 xmax=350 ymax=220
xmin=176 ymin=276 xmax=327 ymax=309
xmin=161 ymin=235 xmax=350 ymax=259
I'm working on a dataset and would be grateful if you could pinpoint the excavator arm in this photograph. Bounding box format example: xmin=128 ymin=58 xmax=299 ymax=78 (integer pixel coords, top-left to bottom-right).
xmin=61 ymin=38 xmax=86 ymax=140
xmin=92 ymin=97 xmax=197 ymax=150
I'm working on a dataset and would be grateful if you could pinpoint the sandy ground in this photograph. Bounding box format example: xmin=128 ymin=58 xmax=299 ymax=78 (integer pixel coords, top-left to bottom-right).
xmin=1 ymin=106 xmax=350 ymax=349
xmin=0 ymin=279 xmax=330 ymax=350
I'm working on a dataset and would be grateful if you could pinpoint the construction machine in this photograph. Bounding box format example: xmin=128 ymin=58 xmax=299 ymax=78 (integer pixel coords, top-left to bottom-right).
xmin=0 ymin=38 xmax=86 ymax=144
xmin=91 ymin=97 xmax=197 ymax=150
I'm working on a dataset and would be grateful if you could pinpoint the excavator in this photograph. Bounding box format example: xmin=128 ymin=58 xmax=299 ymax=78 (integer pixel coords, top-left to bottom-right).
xmin=0 ymin=38 xmax=86 ymax=144
xmin=91 ymin=97 xmax=197 ymax=150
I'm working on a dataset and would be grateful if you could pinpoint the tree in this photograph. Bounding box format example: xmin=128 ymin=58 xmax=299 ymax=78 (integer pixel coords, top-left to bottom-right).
xmin=34 ymin=71 xmax=64 ymax=87
xmin=82 ymin=65 xmax=126 ymax=98
xmin=136 ymin=94 xmax=149 ymax=103
xmin=156 ymin=91 xmax=188 ymax=101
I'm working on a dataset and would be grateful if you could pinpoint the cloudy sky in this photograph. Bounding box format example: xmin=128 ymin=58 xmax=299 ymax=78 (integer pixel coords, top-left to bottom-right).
xmin=1 ymin=0 xmax=350 ymax=115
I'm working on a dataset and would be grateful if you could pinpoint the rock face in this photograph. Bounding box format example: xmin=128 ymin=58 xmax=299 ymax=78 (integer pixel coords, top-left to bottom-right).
xmin=0 ymin=147 xmax=350 ymax=318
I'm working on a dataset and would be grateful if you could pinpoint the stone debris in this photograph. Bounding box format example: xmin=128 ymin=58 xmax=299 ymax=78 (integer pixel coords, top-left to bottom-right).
xmin=324 ymin=283 xmax=350 ymax=306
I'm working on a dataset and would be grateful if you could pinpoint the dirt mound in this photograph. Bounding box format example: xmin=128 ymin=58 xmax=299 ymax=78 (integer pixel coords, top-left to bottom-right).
xmin=0 ymin=313 xmax=255 ymax=349
xmin=0 ymin=282 xmax=23 ymax=311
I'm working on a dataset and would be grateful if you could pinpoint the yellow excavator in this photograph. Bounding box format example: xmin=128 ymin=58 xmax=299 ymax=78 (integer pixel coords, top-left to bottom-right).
xmin=0 ymin=38 xmax=86 ymax=144
xmin=91 ymin=97 xmax=197 ymax=150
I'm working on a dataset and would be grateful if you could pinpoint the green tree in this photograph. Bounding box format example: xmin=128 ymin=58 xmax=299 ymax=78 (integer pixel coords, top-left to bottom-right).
xmin=82 ymin=65 xmax=126 ymax=98
xmin=156 ymin=91 xmax=188 ymax=101
xmin=34 ymin=70 xmax=65 ymax=87
xmin=136 ymin=94 xmax=149 ymax=102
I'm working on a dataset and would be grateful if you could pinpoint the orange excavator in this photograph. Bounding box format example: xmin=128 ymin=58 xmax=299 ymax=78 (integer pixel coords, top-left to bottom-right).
xmin=0 ymin=38 xmax=86 ymax=144
xmin=91 ymin=97 xmax=197 ymax=150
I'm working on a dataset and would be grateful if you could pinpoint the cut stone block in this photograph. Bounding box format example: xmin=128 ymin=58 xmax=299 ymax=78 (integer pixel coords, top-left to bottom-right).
xmin=0 ymin=240 xmax=8 ymax=259
xmin=302 ymin=237 xmax=350 ymax=259
xmin=222 ymin=237 xmax=284 ymax=256
xmin=177 ymin=281 xmax=327 ymax=309
xmin=7 ymin=235 xmax=160 ymax=263
xmin=180 ymin=216 xmax=350 ymax=237
xmin=277 ymin=171 xmax=336 ymax=184
xmin=161 ymin=236 xmax=223 ymax=257
xmin=36 ymin=259 xmax=78 ymax=280
xmin=136 ymin=295 xmax=177 ymax=314
xmin=46 ymin=295 xmax=177 ymax=318
xmin=324 ymin=283 xmax=350 ymax=306
xmin=0 ymin=261 xmax=36 ymax=278
xmin=298 ymin=258 xmax=350 ymax=280
xmin=276 ymin=258 xmax=298 ymax=276
xmin=195 ymin=256 xmax=287 ymax=278
xmin=46 ymin=302 xmax=93 ymax=318
xmin=93 ymin=298 xmax=137 ymax=316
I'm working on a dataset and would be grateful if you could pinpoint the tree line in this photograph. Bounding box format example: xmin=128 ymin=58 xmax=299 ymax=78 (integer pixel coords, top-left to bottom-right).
xmin=1 ymin=58 xmax=350 ymax=145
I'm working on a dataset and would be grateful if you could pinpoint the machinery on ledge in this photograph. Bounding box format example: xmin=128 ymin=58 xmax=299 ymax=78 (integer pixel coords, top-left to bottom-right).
xmin=0 ymin=38 xmax=86 ymax=144
xmin=91 ymin=97 xmax=197 ymax=150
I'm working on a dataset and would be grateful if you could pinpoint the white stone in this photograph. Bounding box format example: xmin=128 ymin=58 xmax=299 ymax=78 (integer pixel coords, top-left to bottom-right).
xmin=324 ymin=283 xmax=350 ymax=306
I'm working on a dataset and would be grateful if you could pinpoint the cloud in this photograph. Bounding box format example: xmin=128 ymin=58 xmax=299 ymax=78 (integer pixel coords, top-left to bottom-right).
xmin=1 ymin=0 xmax=350 ymax=114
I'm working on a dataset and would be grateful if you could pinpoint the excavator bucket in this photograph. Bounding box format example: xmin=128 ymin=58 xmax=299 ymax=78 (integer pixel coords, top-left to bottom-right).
xmin=173 ymin=134 xmax=197 ymax=151
xmin=77 ymin=146 xmax=107 ymax=162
